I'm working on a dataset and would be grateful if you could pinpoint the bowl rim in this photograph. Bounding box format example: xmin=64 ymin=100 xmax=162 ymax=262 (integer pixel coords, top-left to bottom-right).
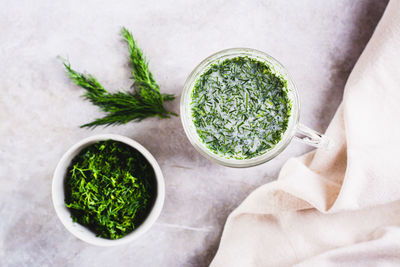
xmin=52 ymin=134 xmax=165 ymax=246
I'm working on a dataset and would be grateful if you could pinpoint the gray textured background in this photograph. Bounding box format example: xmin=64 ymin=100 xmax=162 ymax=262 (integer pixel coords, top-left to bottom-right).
xmin=0 ymin=0 xmax=388 ymax=266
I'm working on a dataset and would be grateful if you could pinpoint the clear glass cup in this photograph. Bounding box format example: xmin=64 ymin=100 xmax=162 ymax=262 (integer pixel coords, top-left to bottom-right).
xmin=180 ymin=48 xmax=332 ymax=167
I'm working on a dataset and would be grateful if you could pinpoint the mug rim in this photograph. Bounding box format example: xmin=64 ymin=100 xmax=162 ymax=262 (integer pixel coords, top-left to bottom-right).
xmin=180 ymin=48 xmax=300 ymax=167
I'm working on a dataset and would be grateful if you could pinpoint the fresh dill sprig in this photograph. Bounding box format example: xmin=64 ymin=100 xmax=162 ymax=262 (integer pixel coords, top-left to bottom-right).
xmin=60 ymin=27 xmax=176 ymax=128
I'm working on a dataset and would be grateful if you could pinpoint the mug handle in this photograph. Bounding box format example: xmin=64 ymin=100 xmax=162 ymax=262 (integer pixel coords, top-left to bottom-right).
xmin=294 ymin=123 xmax=333 ymax=149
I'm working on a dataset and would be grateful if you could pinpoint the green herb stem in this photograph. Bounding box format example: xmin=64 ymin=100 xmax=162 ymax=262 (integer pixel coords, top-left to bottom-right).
xmin=60 ymin=27 xmax=177 ymax=128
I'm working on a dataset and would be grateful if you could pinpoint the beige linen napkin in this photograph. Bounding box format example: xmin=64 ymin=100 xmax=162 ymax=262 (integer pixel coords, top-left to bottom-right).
xmin=211 ymin=0 xmax=400 ymax=266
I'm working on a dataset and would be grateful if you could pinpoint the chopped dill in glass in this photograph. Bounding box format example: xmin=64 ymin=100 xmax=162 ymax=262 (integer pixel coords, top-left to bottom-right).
xmin=191 ymin=56 xmax=291 ymax=159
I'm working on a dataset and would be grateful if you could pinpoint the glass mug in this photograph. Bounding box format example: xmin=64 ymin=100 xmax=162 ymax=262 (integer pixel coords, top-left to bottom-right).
xmin=180 ymin=48 xmax=332 ymax=167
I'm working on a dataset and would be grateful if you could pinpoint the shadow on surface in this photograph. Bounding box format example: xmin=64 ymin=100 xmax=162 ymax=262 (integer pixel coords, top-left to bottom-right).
xmin=318 ymin=0 xmax=389 ymax=130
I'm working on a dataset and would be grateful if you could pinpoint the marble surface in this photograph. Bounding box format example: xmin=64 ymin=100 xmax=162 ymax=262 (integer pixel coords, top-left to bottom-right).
xmin=0 ymin=0 xmax=388 ymax=266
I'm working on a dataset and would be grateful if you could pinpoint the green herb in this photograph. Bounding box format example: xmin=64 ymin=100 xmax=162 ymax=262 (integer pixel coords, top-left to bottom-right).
xmin=60 ymin=27 xmax=176 ymax=128
xmin=64 ymin=140 xmax=156 ymax=239
xmin=191 ymin=56 xmax=291 ymax=159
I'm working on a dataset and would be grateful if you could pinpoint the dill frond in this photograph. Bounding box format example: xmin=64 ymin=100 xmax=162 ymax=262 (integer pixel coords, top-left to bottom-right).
xmin=60 ymin=27 xmax=176 ymax=128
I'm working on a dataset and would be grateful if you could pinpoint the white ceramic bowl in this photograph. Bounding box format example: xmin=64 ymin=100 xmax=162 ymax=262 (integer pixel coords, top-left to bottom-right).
xmin=52 ymin=134 xmax=165 ymax=246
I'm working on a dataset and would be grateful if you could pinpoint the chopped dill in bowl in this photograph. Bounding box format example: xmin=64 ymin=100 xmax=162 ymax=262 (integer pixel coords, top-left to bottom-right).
xmin=190 ymin=56 xmax=292 ymax=159
xmin=64 ymin=140 xmax=156 ymax=240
